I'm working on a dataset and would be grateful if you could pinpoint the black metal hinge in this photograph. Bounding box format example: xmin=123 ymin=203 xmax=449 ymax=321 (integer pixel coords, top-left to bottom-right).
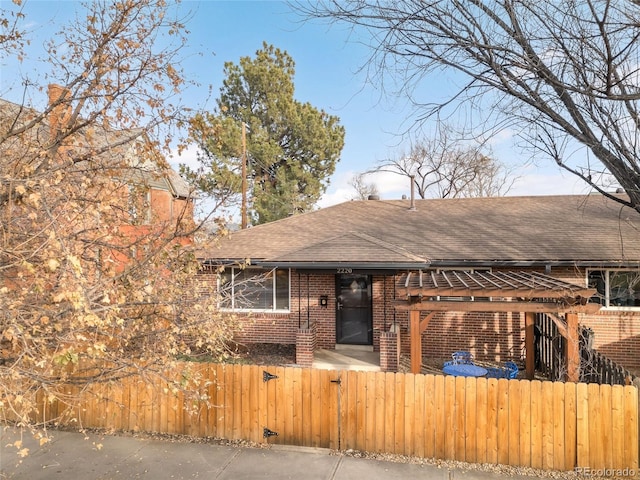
xmin=263 ymin=427 xmax=279 ymax=438
xmin=263 ymin=370 xmax=279 ymax=382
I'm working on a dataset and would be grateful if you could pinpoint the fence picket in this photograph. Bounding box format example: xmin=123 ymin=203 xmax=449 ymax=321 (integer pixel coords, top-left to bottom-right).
xmin=599 ymin=385 xmax=613 ymax=469
xmin=576 ymin=382 xmax=589 ymax=468
xmin=390 ymin=375 xmax=408 ymax=455
xmin=496 ymin=379 xmax=509 ymax=466
xmin=485 ymin=378 xmax=499 ymax=465
xmin=374 ymin=372 xmax=386 ymax=453
xmin=623 ymin=386 xmax=639 ymax=470
xmin=324 ymin=369 xmax=338 ymax=450
xmin=301 ymin=368 xmax=312 ymax=447
xmin=587 ymin=383 xmax=603 ymax=470
xmin=354 ymin=369 xmax=366 ymax=450
xmin=563 ymin=382 xmax=576 ymax=470
xmin=385 ymin=372 xmax=397 ymax=454
xmin=402 ymin=372 xmax=414 ymax=456
xmin=530 ymin=380 xmax=544 ymax=468
xmin=423 ymin=374 xmax=436 ymax=459
xmin=518 ymin=380 xmax=531 ymax=467
xmin=434 ymin=374 xmax=446 ymax=459
xmin=508 ymin=380 xmax=520 ymax=467
xmin=475 ymin=375 xmax=488 ymax=464
xmin=443 ymin=375 xmax=456 ymax=460
xmin=464 ymin=377 xmax=477 ymax=464
xmin=552 ymin=381 xmax=565 ymax=471
xmin=413 ymin=374 xmax=426 ymax=458
xmin=611 ymin=385 xmax=624 ymax=470
xmin=541 ymin=381 xmax=554 ymax=470
xmin=213 ymin=364 xmax=225 ymax=439
xmin=309 ymin=368 xmax=322 ymax=447
xmin=454 ymin=376 xmax=466 ymax=462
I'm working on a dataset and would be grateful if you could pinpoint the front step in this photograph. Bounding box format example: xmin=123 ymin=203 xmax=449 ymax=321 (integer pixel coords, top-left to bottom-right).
xmin=312 ymin=348 xmax=380 ymax=372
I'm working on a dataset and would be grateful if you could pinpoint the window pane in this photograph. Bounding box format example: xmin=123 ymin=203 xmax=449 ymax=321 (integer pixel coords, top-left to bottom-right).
xmin=609 ymin=271 xmax=640 ymax=307
xmin=587 ymin=271 xmax=606 ymax=305
xmin=218 ymin=270 xmax=233 ymax=309
xmin=234 ymin=268 xmax=273 ymax=310
xmin=275 ymin=269 xmax=290 ymax=310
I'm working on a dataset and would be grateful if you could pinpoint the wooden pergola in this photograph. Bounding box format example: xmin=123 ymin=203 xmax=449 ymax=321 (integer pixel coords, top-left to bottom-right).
xmin=394 ymin=270 xmax=601 ymax=381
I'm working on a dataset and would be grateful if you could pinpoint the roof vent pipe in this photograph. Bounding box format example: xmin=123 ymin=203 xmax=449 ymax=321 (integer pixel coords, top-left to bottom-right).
xmin=367 ymin=194 xmax=380 ymax=200
xmin=409 ymin=175 xmax=416 ymax=211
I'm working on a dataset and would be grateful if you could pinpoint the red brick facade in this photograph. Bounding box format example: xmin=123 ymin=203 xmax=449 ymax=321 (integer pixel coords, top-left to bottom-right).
xmin=199 ymin=267 xmax=640 ymax=371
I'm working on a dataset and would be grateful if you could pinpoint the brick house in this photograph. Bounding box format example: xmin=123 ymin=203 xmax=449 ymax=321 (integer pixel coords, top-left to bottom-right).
xmin=1 ymin=85 xmax=194 ymax=258
xmin=198 ymin=193 xmax=640 ymax=377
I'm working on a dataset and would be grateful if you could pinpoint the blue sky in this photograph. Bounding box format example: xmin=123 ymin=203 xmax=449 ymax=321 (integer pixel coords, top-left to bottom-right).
xmin=1 ymin=0 xmax=588 ymax=208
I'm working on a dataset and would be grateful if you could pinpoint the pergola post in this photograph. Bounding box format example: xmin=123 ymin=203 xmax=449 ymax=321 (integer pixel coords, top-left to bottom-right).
xmin=566 ymin=312 xmax=580 ymax=382
xmin=524 ymin=312 xmax=536 ymax=380
xmin=410 ymin=310 xmax=421 ymax=374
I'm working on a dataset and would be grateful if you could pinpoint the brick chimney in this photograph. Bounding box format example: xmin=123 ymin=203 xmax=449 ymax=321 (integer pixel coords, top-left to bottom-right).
xmin=47 ymin=83 xmax=72 ymax=137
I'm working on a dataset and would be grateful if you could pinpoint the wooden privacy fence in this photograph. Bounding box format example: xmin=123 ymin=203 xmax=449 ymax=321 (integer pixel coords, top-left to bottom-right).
xmin=29 ymin=363 xmax=639 ymax=472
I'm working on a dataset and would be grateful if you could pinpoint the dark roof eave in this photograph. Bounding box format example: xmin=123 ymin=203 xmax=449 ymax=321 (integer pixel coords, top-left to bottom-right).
xmin=255 ymin=261 xmax=431 ymax=270
xmin=201 ymin=258 xmax=640 ymax=270
xmin=429 ymin=259 xmax=640 ymax=268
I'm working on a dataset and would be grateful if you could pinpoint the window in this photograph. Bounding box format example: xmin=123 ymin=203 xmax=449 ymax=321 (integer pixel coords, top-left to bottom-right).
xmin=588 ymin=269 xmax=640 ymax=308
xmin=219 ymin=267 xmax=290 ymax=312
xmin=128 ymin=185 xmax=151 ymax=224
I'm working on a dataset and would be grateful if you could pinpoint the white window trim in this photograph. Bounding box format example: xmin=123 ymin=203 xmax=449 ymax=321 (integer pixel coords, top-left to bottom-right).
xmin=586 ymin=268 xmax=640 ymax=311
xmin=218 ymin=267 xmax=291 ymax=313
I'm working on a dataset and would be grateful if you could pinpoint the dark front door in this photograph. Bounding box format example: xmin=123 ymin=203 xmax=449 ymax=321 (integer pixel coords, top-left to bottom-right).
xmin=336 ymin=274 xmax=372 ymax=345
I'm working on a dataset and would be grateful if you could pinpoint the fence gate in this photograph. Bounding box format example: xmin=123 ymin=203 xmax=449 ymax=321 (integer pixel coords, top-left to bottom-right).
xmin=260 ymin=366 xmax=341 ymax=449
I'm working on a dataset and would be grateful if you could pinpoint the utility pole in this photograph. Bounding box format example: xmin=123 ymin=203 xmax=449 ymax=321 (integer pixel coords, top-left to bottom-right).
xmin=241 ymin=122 xmax=247 ymax=229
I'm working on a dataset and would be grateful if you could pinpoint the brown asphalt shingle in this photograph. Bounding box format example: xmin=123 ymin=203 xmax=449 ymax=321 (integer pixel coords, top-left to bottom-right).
xmin=202 ymin=194 xmax=640 ymax=267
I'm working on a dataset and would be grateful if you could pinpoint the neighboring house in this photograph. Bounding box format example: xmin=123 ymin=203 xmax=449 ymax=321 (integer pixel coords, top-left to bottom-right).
xmin=198 ymin=193 xmax=640 ymax=376
xmin=0 ymin=85 xmax=195 ymax=265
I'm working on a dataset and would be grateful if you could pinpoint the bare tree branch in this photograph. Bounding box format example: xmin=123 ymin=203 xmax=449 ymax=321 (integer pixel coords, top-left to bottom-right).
xmin=295 ymin=0 xmax=640 ymax=211
xmin=370 ymin=125 xmax=514 ymax=198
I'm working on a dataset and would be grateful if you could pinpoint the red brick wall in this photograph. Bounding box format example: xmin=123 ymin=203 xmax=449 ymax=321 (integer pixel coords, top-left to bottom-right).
xmin=579 ymin=311 xmax=640 ymax=369
xmin=150 ymin=189 xmax=173 ymax=222
xmin=548 ymin=266 xmax=640 ymax=370
xmin=197 ymin=267 xmax=640 ymax=369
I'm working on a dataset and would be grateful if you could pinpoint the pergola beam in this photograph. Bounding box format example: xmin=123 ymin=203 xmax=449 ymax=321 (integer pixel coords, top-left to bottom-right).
xmin=395 ymin=300 xmax=601 ymax=314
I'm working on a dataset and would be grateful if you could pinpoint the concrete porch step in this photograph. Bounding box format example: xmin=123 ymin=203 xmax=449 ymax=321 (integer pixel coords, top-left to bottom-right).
xmin=312 ymin=348 xmax=381 ymax=372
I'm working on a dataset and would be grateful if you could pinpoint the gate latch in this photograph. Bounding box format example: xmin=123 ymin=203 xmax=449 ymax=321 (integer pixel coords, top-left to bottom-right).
xmin=330 ymin=378 xmax=341 ymax=385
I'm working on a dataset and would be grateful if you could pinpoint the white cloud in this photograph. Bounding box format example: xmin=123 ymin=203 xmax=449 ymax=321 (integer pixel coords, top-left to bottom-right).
xmin=508 ymin=169 xmax=591 ymax=197
xmin=168 ymin=144 xmax=202 ymax=171
xmin=318 ymin=167 xmax=595 ymax=209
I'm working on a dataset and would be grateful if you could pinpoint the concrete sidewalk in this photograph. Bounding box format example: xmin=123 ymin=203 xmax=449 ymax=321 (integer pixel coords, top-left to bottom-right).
xmin=0 ymin=428 xmax=537 ymax=479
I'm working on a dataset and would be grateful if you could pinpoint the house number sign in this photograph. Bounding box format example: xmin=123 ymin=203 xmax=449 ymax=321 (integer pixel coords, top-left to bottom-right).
xmin=336 ymin=268 xmax=353 ymax=274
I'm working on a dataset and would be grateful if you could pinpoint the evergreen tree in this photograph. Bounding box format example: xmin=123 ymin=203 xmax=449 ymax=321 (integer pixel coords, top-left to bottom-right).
xmin=185 ymin=43 xmax=345 ymax=224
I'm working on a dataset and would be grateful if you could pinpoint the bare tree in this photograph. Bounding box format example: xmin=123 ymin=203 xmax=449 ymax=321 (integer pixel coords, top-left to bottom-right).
xmin=349 ymin=172 xmax=380 ymax=200
xmin=372 ymin=127 xmax=514 ymax=198
xmin=296 ymin=0 xmax=640 ymax=212
xmin=0 ymin=0 xmax=235 ymax=434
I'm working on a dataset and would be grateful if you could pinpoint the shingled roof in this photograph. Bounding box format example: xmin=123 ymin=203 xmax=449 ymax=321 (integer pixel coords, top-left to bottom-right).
xmin=0 ymin=96 xmax=192 ymax=200
xmin=202 ymin=193 xmax=640 ymax=269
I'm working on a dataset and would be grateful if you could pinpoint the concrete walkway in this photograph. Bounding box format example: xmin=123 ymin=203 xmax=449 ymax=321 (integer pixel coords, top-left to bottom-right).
xmin=0 ymin=428 xmax=540 ymax=480
xmin=313 ymin=346 xmax=381 ymax=372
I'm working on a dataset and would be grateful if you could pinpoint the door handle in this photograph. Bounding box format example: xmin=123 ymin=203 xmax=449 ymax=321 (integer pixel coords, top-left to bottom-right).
xmin=336 ymin=301 xmax=343 ymax=310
